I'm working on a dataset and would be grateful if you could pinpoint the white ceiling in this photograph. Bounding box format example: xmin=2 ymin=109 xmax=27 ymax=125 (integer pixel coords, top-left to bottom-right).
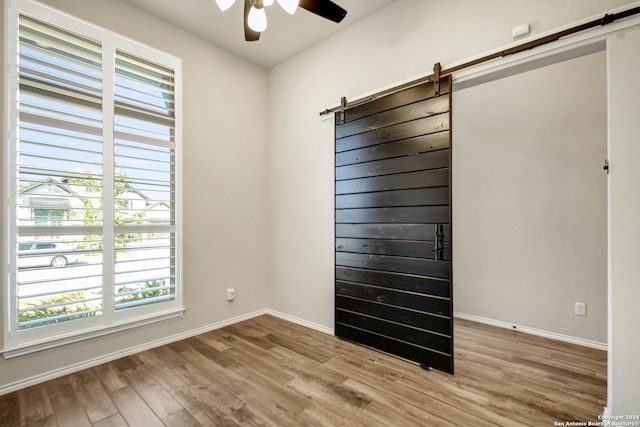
xmin=119 ymin=0 xmax=397 ymax=69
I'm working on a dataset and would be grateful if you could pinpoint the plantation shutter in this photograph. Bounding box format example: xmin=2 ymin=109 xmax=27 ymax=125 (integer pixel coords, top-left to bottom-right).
xmin=6 ymin=5 xmax=182 ymax=356
xmin=16 ymin=15 xmax=105 ymax=329
xmin=113 ymin=50 xmax=177 ymax=309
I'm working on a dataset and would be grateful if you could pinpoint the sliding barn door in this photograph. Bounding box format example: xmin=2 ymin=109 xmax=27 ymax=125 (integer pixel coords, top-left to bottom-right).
xmin=334 ymin=77 xmax=453 ymax=373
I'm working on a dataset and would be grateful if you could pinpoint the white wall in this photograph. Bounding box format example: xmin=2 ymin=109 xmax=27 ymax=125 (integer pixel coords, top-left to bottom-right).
xmin=607 ymin=26 xmax=640 ymax=417
xmin=453 ymin=51 xmax=607 ymax=344
xmin=267 ymin=0 xmax=638 ymax=416
xmin=0 ymin=0 xmax=270 ymax=390
xmin=267 ymin=0 xmax=630 ymax=332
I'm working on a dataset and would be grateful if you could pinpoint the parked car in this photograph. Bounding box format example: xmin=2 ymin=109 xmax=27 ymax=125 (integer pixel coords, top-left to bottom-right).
xmin=17 ymin=243 xmax=79 ymax=268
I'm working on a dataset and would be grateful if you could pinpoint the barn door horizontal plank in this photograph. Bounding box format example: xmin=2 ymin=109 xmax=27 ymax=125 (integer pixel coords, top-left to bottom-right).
xmin=335 ymin=169 xmax=449 ymax=195
xmin=343 ymin=79 xmax=451 ymax=123
xmin=335 ymin=323 xmax=452 ymax=372
xmin=336 ymin=132 xmax=450 ymax=167
xmin=336 ymin=238 xmax=451 ymax=261
xmin=335 ymin=223 xmax=451 ymax=242
xmin=336 ymin=281 xmax=451 ymax=317
xmin=336 ymin=95 xmax=450 ymax=139
xmin=336 ymin=187 xmax=450 ymax=209
xmin=335 ymin=206 xmax=449 ymax=224
xmin=336 ymin=310 xmax=450 ymax=353
xmin=335 ymin=149 xmax=449 ymax=180
xmin=336 ymin=113 xmax=449 ymax=153
xmin=336 ymin=295 xmax=451 ymax=335
xmin=335 ymin=267 xmax=450 ymax=298
xmin=336 ymin=252 xmax=451 ymax=279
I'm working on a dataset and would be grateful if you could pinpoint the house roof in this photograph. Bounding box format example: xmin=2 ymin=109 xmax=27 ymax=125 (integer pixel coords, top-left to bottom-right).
xmin=27 ymin=196 xmax=72 ymax=209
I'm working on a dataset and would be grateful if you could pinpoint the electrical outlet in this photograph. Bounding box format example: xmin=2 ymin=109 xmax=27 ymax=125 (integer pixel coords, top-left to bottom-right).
xmin=226 ymin=288 xmax=235 ymax=301
xmin=575 ymin=302 xmax=587 ymax=316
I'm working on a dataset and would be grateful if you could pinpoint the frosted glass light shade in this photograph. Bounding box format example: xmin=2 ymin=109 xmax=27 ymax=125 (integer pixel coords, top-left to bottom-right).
xmin=277 ymin=0 xmax=299 ymax=15
xmin=248 ymin=5 xmax=267 ymax=32
xmin=215 ymin=0 xmax=236 ymax=12
xmin=263 ymin=0 xmax=274 ymax=6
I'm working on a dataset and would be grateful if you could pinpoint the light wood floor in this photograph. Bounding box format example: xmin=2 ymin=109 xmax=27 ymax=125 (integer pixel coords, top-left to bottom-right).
xmin=0 ymin=315 xmax=607 ymax=426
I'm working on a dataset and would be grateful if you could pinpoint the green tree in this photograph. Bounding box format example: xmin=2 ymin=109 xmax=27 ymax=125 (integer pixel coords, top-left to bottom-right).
xmin=68 ymin=170 xmax=148 ymax=250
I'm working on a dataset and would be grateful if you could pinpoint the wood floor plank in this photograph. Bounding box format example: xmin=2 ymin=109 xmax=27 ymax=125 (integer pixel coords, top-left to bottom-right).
xmin=172 ymin=341 xmax=253 ymax=397
xmin=184 ymin=336 xmax=238 ymax=368
xmin=25 ymin=414 xmax=57 ymax=427
xmin=69 ymin=369 xmax=118 ymax=423
xmin=0 ymin=315 xmax=608 ymax=427
xmin=285 ymin=377 xmax=376 ymax=427
xmin=0 ymin=392 xmax=21 ymax=427
xmin=223 ymin=323 xmax=277 ymax=350
xmin=295 ymin=403 xmax=366 ymax=427
xmin=170 ymin=385 xmax=243 ymax=427
xmin=18 ymin=384 xmax=53 ymax=425
xmin=324 ymin=356 xmax=497 ymax=427
xmin=271 ymin=346 xmax=349 ymax=386
xmin=111 ymin=356 xmax=139 ymax=376
xmin=454 ymin=346 xmax=605 ymax=419
xmin=91 ymin=413 xmax=127 ymax=427
xmin=162 ymin=408 xmax=202 ymax=427
xmin=265 ymin=332 xmax=332 ymax=364
xmin=48 ymin=390 xmax=92 ymax=427
xmin=109 ymin=386 xmax=164 ymax=427
xmin=42 ymin=377 xmax=73 ymax=398
xmin=91 ymin=363 xmax=128 ymax=393
xmin=132 ymin=349 xmax=188 ymax=392
xmin=229 ymin=362 xmax=311 ymax=415
xmin=170 ymin=360 xmax=266 ymax=426
xmin=123 ymin=366 xmax=183 ymax=419
xmin=214 ymin=334 xmax=295 ymax=385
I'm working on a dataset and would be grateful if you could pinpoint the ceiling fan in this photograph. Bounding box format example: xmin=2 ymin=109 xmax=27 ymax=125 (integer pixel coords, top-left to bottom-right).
xmin=215 ymin=0 xmax=348 ymax=41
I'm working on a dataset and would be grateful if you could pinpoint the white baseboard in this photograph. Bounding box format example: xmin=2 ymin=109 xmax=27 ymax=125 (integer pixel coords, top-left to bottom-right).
xmin=266 ymin=309 xmax=334 ymax=335
xmin=454 ymin=312 xmax=607 ymax=351
xmin=0 ymin=309 xmax=269 ymax=397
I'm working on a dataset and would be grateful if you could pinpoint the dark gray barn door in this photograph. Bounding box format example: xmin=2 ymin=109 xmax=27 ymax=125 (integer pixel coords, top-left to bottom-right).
xmin=334 ymin=76 xmax=453 ymax=373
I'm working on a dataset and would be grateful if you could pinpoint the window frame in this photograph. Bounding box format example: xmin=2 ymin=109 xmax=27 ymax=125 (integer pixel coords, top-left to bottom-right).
xmin=2 ymin=0 xmax=184 ymax=358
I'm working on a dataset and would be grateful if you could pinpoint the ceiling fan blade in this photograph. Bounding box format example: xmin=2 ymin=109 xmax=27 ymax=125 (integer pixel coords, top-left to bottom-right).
xmin=244 ymin=0 xmax=260 ymax=41
xmin=298 ymin=0 xmax=347 ymax=23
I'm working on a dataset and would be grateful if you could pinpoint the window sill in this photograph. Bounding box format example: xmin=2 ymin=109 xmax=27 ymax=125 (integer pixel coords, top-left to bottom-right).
xmin=2 ymin=307 xmax=186 ymax=359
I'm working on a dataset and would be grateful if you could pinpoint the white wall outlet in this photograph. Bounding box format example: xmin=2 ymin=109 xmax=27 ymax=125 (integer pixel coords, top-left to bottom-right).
xmin=226 ymin=288 xmax=235 ymax=301
xmin=575 ymin=302 xmax=587 ymax=316
xmin=512 ymin=23 xmax=530 ymax=39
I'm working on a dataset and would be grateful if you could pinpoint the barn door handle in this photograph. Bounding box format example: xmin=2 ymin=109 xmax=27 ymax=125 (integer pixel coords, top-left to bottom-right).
xmin=433 ymin=224 xmax=445 ymax=261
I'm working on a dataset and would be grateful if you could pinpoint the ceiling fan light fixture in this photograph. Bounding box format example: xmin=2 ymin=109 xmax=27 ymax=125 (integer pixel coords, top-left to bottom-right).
xmin=248 ymin=4 xmax=267 ymax=32
xmin=263 ymin=0 xmax=274 ymax=6
xmin=276 ymin=0 xmax=299 ymax=15
xmin=215 ymin=0 xmax=237 ymax=12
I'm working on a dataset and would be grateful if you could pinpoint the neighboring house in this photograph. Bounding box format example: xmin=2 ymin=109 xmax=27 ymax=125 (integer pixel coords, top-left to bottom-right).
xmin=18 ymin=176 xmax=170 ymax=233
xmin=18 ymin=178 xmax=79 ymax=228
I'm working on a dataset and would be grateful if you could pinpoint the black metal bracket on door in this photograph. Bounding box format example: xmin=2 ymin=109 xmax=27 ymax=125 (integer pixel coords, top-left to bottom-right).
xmin=603 ymin=159 xmax=609 ymax=174
xmin=433 ymin=223 xmax=445 ymax=261
xmin=433 ymin=62 xmax=441 ymax=97
xmin=339 ymin=96 xmax=347 ymax=124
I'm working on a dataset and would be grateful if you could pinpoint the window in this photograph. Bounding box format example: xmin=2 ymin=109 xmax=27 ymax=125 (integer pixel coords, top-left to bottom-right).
xmin=3 ymin=0 xmax=183 ymax=357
